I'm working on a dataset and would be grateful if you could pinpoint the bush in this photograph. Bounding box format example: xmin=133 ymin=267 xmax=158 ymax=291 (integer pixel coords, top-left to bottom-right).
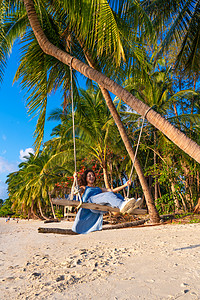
xmin=0 ymin=198 xmax=14 ymax=217
xmin=55 ymin=209 xmax=63 ymax=220
xmin=156 ymin=193 xmax=175 ymax=214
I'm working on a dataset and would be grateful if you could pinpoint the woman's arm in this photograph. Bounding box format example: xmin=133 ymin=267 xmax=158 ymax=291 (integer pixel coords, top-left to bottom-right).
xmin=79 ymin=185 xmax=86 ymax=195
xmin=101 ymin=180 xmax=131 ymax=193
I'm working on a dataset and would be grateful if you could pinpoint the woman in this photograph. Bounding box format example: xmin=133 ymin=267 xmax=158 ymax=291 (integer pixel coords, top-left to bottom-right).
xmin=72 ymin=169 xmax=137 ymax=234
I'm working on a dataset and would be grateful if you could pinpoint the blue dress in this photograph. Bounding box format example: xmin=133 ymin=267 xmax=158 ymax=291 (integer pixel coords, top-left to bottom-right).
xmin=72 ymin=186 xmax=125 ymax=234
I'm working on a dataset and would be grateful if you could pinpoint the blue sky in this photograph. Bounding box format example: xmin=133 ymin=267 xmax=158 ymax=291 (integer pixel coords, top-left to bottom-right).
xmin=0 ymin=44 xmax=71 ymax=199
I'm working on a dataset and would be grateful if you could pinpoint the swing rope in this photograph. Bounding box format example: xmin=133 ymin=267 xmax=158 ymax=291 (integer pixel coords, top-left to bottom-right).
xmin=70 ymin=58 xmax=82 ymax=207
xmin=70 ymin=58 xmax=77 ymax=175
xmin=127 ymin=106 xmax=152 ymax=198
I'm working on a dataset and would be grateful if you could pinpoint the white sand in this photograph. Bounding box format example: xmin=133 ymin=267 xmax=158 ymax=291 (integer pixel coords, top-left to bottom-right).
xmin=0 ymin=218 xmax=200 ymax=300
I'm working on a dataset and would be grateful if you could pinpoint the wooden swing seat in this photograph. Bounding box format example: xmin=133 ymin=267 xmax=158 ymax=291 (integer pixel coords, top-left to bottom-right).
xmin=52 ymin=198 xmax=147 ymax=214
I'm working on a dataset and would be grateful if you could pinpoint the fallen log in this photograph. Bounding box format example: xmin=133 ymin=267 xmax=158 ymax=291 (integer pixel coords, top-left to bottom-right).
xmin=38 ymin=227 xmax=78 ymax=235
xmin=38 ymin=217 xmax=150 ymax=235
xmin=44 ymin=219 xmax=60 ymax=223
xmin=38 ymin=213 xmax=181 ymax=235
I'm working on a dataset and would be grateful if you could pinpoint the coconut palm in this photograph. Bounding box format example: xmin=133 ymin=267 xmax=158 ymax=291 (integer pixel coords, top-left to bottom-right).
xmin=48 ymin=86 xmax=126 ymax=188
xmin=1 ymin=0 xmax=200 ymax=223
xmin=1 ymin=0 xmax=200 ymax=161
xmin=142 ymin=0 xmax=200 ymax=73
xmin=19 ymin=0 xmax=200 ymax=165
xmin=7 ymin=152 xmax=64 ymax=219
xmin=6 ymin=154 xmax=41 ymax=218
xmin=124 ymin=59 xmax=198 ymax=202
xmin=1 ymin=0 xmax=159 ymax=221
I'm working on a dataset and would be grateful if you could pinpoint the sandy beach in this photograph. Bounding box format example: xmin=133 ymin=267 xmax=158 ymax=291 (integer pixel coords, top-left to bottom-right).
xmin=0 ymin=218 xmax=200 ymax=300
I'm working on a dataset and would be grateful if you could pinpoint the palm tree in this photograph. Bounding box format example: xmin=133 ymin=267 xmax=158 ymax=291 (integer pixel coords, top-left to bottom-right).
xmin=7 ymin=154 xmax=40 ymax=218
xmin=125 ymin=59 xmax=197 ymax=193
xmin=142 ymin=0 xmax=200 ymax=74
xmin=7 ymin=152 xmax=62 ymax=219
xmin=20 ymin=0 xmax=200 ymax=166
xmin=1 ymin=0 xmax=160 ymax=221
xmin=1 ymin=0 xmax=200 ymax=222
xmin=1 ymin=1 xmax=200 ymax=161
xmin=81 ymin=48 xmax=160 ymax=221
xmin=48 ymin=87 xmax=126 ymax=188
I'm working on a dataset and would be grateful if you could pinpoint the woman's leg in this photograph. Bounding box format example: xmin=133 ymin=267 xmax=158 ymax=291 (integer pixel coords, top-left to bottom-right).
xmin=89 ymin=192 xmax=125 ymax=209
xmin=89 ymin=192 xmax=138 ymax=213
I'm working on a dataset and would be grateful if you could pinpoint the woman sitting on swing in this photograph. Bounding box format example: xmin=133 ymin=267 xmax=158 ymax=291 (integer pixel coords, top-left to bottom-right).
xmin=72 ymin=169 xmax=139 ymax=234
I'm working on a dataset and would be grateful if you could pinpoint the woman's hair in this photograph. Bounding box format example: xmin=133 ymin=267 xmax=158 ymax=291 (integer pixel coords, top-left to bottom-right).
xmin=79 ymin=169 xmax=96 ymax=186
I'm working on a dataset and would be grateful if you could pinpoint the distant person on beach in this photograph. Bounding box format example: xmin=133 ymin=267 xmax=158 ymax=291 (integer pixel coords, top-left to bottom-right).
xmin=5 ymin=216 xmax=10 ymax=223
xmin=72 ymin=169 xmax=138 ymax=234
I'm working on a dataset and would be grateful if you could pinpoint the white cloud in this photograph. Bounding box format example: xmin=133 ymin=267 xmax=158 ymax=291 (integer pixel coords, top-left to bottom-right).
xmin=0 ymin=157 xmax=16 ymax=174
xmin=0 ymin=180 xmax=8 ymax=200
xmin=19 ymin=148 xmax=35 ymax=161
xmin=2 ymin=134 xmax=6 ymax=141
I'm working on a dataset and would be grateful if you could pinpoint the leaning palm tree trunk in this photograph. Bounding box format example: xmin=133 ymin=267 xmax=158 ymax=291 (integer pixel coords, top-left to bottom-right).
xmin=23 ymin=0 xmax=200 ymax=163
xmin=82 ymin=49 xmax=160 ymax=222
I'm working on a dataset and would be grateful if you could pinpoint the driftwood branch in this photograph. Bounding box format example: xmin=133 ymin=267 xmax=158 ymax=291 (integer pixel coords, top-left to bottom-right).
xmin=38 ymin=217 xmax=150 ymax=235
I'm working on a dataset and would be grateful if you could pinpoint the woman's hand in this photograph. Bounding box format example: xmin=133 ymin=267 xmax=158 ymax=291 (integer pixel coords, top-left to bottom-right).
xmin=125 ymin=179 xmax=131 ymax=187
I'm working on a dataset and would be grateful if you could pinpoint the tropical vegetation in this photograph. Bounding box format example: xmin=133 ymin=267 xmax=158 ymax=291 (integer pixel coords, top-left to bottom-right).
xmin=0 ymin=0 xmax=200 ymax=221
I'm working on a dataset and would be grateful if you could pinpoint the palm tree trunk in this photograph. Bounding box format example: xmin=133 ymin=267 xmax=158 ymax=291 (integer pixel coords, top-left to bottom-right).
xmin=48 ymin=190 xmax=56 ymax=219
xmin=154 ymin=130 xmax=158 ymax=204
xmin=115 ymin=165 xmax=127 ymax=198
xmin=171 ymin=181 xmax=181 ymax=211
xmin=24 ymin=0 xmax=200 ymax=165
xmin=100 ymin=87 xmax=160 ymax=222
xmin=79 ymin=39 xmax=159 ymax=222
xmin=102 ymin=165 xmax=110 ymax=189
xmin=182 ymin=163 xmax=191 ymax=210
xmin=81 ymin=49 xmax=158 ymax=213
xmin=38 ymin=199 xmax=48 ymax=220
xmin=194 ymin=198 xmax=200 ymax=213
xmin=31 ymin=200 xmax=40 ymax=219
xmin=109 ymin=162 xmax=114 ymax=189
xmin=24 ymin=0 xmax=160 ymax=223
xmin=177 ymin=191 xmax=188 ymax=213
